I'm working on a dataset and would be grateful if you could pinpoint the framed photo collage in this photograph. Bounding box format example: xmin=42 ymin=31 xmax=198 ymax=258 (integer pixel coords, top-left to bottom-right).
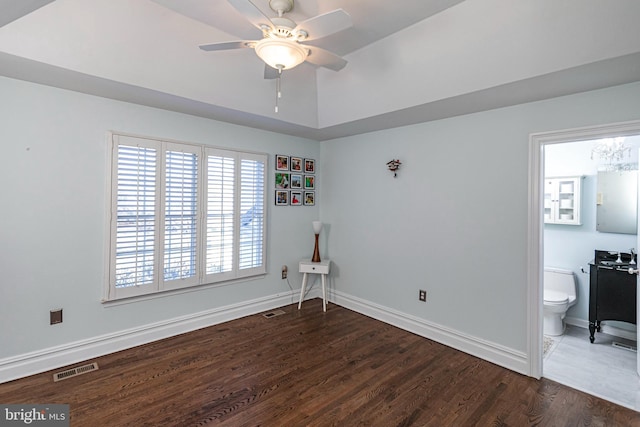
xmin=274 ymin=154 xmax=316 ymax=206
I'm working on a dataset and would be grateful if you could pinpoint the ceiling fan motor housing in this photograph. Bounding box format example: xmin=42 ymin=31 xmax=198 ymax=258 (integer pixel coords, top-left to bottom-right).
xmin=270 ymin=17 xmax=296 ymax=38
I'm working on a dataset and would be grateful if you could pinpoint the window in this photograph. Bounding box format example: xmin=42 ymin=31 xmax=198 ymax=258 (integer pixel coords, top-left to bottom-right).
xmin=106 ymin=134 xmax=267 ymax=301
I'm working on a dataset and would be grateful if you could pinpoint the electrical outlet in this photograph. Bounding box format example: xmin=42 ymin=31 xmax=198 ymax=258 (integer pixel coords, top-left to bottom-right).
xmin=281 ymin=265 xmax=288 ymax=279
xmin=50 ymin=309 xmax=63 ymax=325
xmin=419 ymin=290 xmax=427 ymax=302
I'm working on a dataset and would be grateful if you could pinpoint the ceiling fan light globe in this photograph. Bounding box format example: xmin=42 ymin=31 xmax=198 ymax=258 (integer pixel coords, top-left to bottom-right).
xmin=255 ymin=38 xmax=308 ymax=70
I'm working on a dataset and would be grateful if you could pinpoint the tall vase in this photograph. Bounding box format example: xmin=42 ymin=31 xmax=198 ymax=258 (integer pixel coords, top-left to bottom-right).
xmin=312 ymin=221 xmax=322 ymax=262
xmin=312 ymin=233 xmax=321 ymax=262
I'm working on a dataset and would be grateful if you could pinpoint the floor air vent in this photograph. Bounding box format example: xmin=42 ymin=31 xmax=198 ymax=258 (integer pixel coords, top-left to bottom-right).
xmin=612 ymin=341 xmax=637 ymax=352
xmin=263 ymin=309 xmax=286 ymax=318
xmin=53 ymin=362 xmax=99 ymax=382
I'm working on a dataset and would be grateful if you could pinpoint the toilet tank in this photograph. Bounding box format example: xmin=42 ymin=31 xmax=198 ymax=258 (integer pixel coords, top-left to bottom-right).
xmin=544 ymin=267 xmax=577 ymax=302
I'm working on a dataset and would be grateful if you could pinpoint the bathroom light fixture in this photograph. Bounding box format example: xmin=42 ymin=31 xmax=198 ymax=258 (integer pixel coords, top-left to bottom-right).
xmin=311 ymin=221 xmax=323 ymax=262
xmin=591 ymin=137 xmax=631 ymax=170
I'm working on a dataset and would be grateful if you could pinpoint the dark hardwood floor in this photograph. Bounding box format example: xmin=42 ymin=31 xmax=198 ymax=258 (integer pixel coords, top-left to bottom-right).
xmin=1 ymin=299 xmax=639 ymax=426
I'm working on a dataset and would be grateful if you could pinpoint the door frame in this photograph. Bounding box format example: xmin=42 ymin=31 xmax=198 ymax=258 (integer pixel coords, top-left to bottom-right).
xmin=528 ymin=119 xmax=640 ymax=378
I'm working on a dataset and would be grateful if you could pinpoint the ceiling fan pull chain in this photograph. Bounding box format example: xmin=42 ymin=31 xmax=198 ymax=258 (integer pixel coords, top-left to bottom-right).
xmin=275 ymin=68 xmax=283 ymax=113
xmin=275 ymin=76 xmax=279 ymax=113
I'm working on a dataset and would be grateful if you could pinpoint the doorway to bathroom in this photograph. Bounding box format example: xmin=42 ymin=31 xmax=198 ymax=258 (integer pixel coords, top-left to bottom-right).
xmin=529 ymin=120 xmax=640 ymax=411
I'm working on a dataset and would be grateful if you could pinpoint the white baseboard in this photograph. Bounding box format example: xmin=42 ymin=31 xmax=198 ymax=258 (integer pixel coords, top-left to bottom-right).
xmin=1 ymin=287 xmax=528 ymax=384
xmin=329 ymin=290 xmax=529 ymax=375
xmin=565 ymin=316 xmax=637 ymax=341
xmin=0 ymin=291 xmax=298 ymax=384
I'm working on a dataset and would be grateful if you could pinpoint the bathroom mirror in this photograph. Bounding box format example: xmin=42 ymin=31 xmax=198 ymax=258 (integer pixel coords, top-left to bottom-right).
xmin=596 ymin=170 xmax=638 ymax=234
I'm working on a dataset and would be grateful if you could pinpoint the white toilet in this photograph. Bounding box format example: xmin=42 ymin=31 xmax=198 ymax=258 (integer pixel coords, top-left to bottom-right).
xmin=543 ymin=267 xmax=577 ymax=336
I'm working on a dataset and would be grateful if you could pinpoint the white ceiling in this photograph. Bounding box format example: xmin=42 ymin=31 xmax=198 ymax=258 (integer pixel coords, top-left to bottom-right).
xmin=1 ymin=0 xmax=639 ymax=140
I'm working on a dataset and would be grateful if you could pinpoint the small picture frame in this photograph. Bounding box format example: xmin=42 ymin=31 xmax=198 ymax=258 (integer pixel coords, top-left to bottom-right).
xmin=276 ymin=155 xmax=289 ymax=171
xmin=304 ymin=191 xmax=315 ymax=206
xmin=275 ymin=190 xmax=289 ymax=206
xmin=304 ymin=175 xmax=315 ymax=190
xmin=304 ymin=158 xmax=315 ymax=174
xmin=290 ymin=174 xmax=302 ymax=189
xmin=275 ymin=172 xmax=290 ymax=189
xmin=290 ymin=191 xmax=302 ymax=206
xmin=290 ymin=157 xmax=303 ymax=172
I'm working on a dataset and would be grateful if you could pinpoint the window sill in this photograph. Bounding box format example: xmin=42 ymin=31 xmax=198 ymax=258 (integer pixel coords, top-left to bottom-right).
xmin=101 ymin=274 xmax=267 ymax=307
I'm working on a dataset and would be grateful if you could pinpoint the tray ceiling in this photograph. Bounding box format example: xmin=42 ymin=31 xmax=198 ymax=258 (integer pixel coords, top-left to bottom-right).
xmin=1 ymin=0 xmax=639 ymax=140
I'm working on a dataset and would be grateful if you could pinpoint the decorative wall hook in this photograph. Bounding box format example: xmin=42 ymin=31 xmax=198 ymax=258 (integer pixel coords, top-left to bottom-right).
xmin=386 ymin=159 xmax=402 ymax=177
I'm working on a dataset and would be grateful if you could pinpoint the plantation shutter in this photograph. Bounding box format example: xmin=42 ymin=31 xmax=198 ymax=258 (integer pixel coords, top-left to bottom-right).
xmin=111 ymin=135 xmax=161 ymax=299
xmin=107 ymin=133 xmax=268 ymax=301
xmin=238 ymin=154 xmax=266 ymax=275
xmin=204 ymin=149 xmax=236 ymax=282
xmin=162 ymin=144 xmax=200 ymax=289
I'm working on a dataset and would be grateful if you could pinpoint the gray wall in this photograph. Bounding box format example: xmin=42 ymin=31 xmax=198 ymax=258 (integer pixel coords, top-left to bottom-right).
xmin=0 ymin=76 xmax=320 ymax=359
xmin=1 ymin=75 xmax=640 ymax=371
xmin=320 ymin=82 xmax=640 ymax=352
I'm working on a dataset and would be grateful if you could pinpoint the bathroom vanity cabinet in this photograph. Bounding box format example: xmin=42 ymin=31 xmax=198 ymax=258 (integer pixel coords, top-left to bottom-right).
xmin=588 ymin=250 xmax=637 ymax=343
xmin=544 ymin=176 xmax=582 ymax=225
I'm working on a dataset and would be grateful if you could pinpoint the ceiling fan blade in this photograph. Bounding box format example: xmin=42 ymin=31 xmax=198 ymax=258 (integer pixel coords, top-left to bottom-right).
xmin=264 ymin=65 xmax=280 ymax=79
xmin=295 ymin=9 xmax=352 ymax=41
xmin=227 ymin=0 xmax=274 ymax=32
xmin=199 ymin=41 xmax=254 ymax=52
xmin=305 ymin=46 xmax=347 ymax=71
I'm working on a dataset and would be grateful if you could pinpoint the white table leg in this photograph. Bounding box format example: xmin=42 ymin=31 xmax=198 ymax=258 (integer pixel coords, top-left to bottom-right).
xmin=321 ymin=273 xmax=327 ymax=312
xmin=298 ymin=272 xmax=308 ymax=309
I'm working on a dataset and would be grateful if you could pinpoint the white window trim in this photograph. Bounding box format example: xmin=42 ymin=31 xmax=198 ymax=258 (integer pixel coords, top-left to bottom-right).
xmin=104 ymin=132 xmax=267 ymax=302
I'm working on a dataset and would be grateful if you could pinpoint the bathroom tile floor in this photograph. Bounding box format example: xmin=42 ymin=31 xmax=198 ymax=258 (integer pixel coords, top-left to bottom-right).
xmin=543 ymin=325 xmax=640 ymax=412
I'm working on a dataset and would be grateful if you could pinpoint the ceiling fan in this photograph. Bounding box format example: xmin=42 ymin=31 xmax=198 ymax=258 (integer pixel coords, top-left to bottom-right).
xmin=199 ymin=0 xmax=353 ymax=78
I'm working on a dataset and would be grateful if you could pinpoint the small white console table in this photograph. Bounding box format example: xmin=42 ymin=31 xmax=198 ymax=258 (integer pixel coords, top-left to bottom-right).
xmin=298 ymin=259 xmax=331 ymax=312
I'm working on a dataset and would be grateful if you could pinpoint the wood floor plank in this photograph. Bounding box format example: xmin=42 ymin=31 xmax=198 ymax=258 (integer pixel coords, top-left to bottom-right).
xmin=1 ymin=299 xmax=639 ymax=426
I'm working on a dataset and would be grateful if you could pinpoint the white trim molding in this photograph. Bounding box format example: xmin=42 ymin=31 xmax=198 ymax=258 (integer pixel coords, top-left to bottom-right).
xmin=1 ymin=284 xmax=529 ymax=384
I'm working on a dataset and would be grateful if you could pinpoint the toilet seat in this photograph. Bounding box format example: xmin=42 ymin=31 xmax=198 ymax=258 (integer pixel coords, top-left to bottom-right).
xmin=544 ymin=289 xmax=568 ymax=305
